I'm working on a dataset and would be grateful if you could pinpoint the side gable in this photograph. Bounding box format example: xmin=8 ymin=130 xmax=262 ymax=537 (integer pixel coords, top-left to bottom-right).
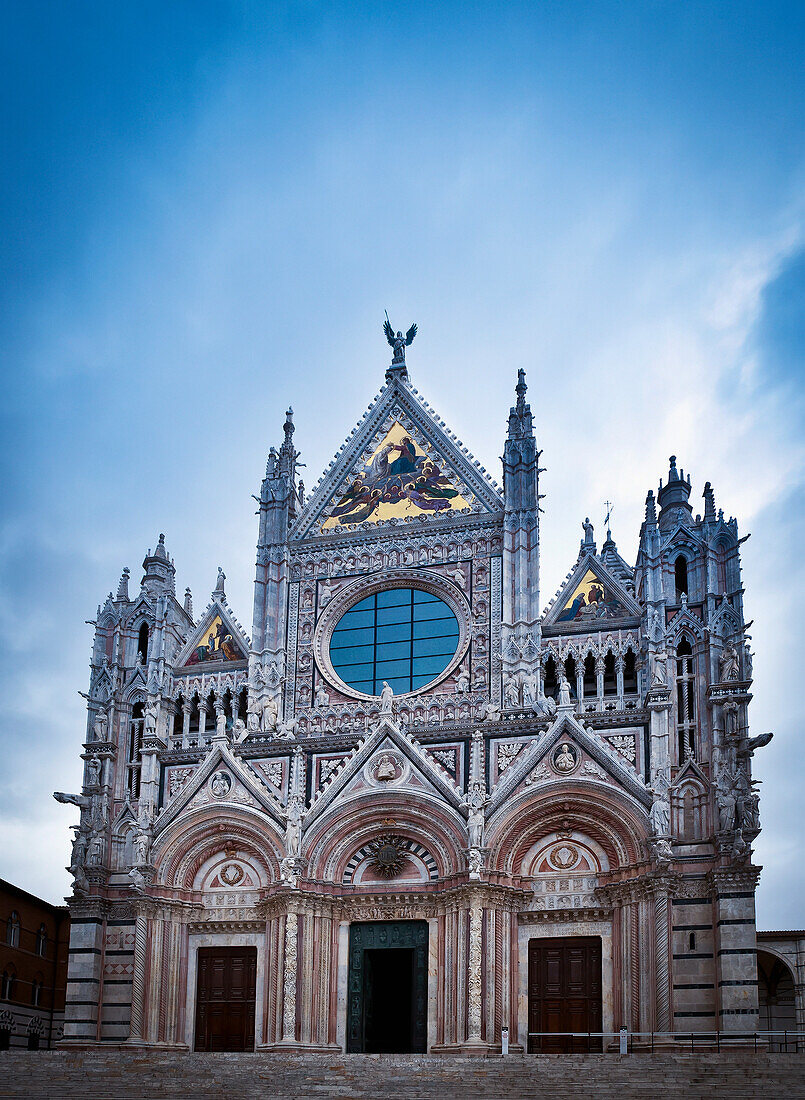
xmin=542 ymin=552 xmax=642 ymax=635
xmin=291 ymin=376 xmax=504 ymax=539
xmin=173 ymin=598 xmax=250 ymax=670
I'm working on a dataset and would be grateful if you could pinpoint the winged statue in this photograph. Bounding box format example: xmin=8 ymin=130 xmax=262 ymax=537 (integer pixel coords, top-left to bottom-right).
xmin=384 ymin=313 xmax=417 ymax=364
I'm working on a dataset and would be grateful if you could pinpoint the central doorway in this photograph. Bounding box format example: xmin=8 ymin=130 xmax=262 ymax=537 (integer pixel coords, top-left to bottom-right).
xmin=194 ymin=946 xmax=257 ymax=1051
xmin=347 ymin=921 xmax=428 ymax=1053
xmin=528 ymin=936 xmax=602 ymax=1052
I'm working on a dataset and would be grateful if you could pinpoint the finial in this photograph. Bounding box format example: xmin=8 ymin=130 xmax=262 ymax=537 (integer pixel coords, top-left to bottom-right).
xmin=604 ymin=500 xmax=613 ymax=541
xmin=645 ymin=489 xmax=657 ymax=525
xmin=515 ymin=368 xmax=527 ymax=412
xmin=116 ymin=567 xmax=130 ymax=601
xmin=154 ymin=533 xmax=168 ymax=559
xmin=668 ymin=455 xmax=679 ymax=482
xmin=283 ymin=408 xmax=294 ymax=443
xmin=703 ymin=481 xmax=716 ymax=521
xmin=184 ymin=587 xmax=193 ymax=619
xmin=266 ymin=446 xmax=278 ymax=479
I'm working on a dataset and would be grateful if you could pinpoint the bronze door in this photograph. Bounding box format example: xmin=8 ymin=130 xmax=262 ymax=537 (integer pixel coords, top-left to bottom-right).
xmin=194 ymin=946 xmax=257 ymax=1051
xmin=347 ymin=921 xmax=428 ymax=1053
xmin=528 ymin=936 xmax=602 ymax=1052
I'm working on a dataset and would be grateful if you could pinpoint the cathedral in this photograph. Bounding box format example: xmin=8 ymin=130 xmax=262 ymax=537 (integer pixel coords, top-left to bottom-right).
xmin=58 ymin=331 xmax=769 ymax=1053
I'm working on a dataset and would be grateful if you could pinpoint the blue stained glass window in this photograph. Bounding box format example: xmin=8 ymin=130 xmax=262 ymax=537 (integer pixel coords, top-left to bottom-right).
xmin=329 ymin=587 xmax=459 ymax=695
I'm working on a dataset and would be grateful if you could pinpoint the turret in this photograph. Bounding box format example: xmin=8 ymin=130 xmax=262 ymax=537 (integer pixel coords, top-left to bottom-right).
xmin=657 ymin=455 xmax=693 ymax=532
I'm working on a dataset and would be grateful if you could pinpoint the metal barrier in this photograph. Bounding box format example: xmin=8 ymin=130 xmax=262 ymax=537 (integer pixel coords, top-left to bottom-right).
xmin=523 ymin=1030 xmax=805 ymax=1053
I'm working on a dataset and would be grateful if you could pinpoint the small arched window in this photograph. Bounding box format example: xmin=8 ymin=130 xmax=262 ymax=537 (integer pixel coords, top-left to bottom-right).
xmin=31 ymin=976 xmax=43 ymax=1007
xmin=676 ymin=637 xmax=696 ymax=760
xmin=583 ymin=653 xmax=597 ymax=697
xmin=623 ymin=649 xmax=637 ymax=694
xmin=35 ymin=925 xmax=47 ymax=957
xmin=674 ymin=555 xmax=689 ymax=600
xmin=128 ymin=702 xmax=145 ymax=798
xmin=1 ymin=966 xmax=15 ymax=1000
xmin=543 ymin=656 xmax=558 ymax=699
xmin=137 ymin=622 xmax=149 ymax=664
xmin=6 ymin=912 xmax=19 ymax=948
xmin=603 ymin=651 xmax=617 ymax=696
xmin=563 ymin=655 xmax=577 ymax=696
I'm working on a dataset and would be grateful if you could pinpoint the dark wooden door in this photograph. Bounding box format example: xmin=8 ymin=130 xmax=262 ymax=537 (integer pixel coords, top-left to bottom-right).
xmin=528 ymin=937 xmax=602 ymax=1052
xmin=194 ymin=946 xmax=257 ymax=1051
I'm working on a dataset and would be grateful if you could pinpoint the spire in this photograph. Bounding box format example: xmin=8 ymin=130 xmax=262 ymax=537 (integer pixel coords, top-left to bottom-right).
xmin=141 ymin=534 xmax=175 ymax=594
xmin=116 ymin=567 xmax=130 ymax=602
xmin=507 ymin=369 xmax=534 ymax=441
xmin=703 ymin=481 xmax=716 ymax=521
xmin=645 ymin=489 xmax=657 ymax=525
xmin=213 ymin=567 xmax=226 ymax=603
xmin=657 ymin=455 xmax=692 ymax=531
xmin=183 ymin=587 xmax=193 ymax=619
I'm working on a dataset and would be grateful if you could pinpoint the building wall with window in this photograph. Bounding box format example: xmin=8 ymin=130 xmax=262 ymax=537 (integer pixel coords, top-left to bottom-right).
xmin=0 ymin=880 xmax=69 ymax=1049
xmin=57 ymin=345 xmax=771 ymax=1051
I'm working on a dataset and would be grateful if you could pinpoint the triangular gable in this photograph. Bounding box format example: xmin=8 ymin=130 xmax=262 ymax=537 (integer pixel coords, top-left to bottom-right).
xmin=291 ymin=376 xmax=504 ymax=539
xmin=542 ymin=552 xmax=642 ymax=632
xmin=304 ymin=716 xmax=465 ymax=827
xmin=670 ymin=757 xmax=709 ymax=790
xmin=487 ymin=709 xmax=651 ymax=818
xmin=154 ymin=737 xmax=285 ymax=835
xmin=174 ymin=599 xmax=250 ymax=669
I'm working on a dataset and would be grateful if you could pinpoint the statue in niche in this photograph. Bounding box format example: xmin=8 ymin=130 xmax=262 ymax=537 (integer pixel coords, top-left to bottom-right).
xmin=522 ymin=670 xmax=539 ymax=707
xmin=716 ymin=780 xmax=737 ymax=832
xmin=380 ymin=681 xmax=394 ymax=715
xmin=375 ymin=754 xmax=398 ymax=782
xmin=86 ymin=757 xmax=102 ymax=787
xmin=133 ymin=831 xmax=150 ymax=866
xmin=450 ymin=566 xmax=466 ymax=590
xmin=314 ymin=684 xmax=330 ymax=708
xmin=92 ymin=708 xmax=109 ymax=742
xmin=262 ymin=694 xmax=279 ymax=730
xmin=284 ymin=797 xmax=304 ymax=859
xmin=649 ymin=788 xmax=671 ymax=836
xmin=719 ymin=644 xmax=740 ymax=682
xmin=144 ymin=704 xmax=157 ymax=738
xmin=455 ymin=669 xmax=470 ymax=693
xmin=651 ymin=651 xmax=667 ymax=687
xmin=553 ymin=742 xmax=577 ymax=773
xmin=465 ymin=781 xmax=488 ymax=848
xmin=504 ymin=674 xmax=520 ymax=709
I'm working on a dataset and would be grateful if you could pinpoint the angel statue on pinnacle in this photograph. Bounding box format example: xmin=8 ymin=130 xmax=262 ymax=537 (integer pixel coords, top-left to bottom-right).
xmin=384 ymin=312 xmax=417 ymax=364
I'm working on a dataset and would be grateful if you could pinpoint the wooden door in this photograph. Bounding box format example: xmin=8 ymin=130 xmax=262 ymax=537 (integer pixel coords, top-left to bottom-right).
xmin=194 ymin=946 xmax=257 ymax=1051
xmin=528 ymin=937 xmax=602 ymax=1052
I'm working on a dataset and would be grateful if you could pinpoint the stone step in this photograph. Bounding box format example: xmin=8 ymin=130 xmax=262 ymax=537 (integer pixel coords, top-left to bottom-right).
xmin=1 ymin=1052 xmax=805 ymax=1100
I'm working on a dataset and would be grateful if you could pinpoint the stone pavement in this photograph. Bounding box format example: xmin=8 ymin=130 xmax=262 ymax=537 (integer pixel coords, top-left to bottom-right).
xmin=2 ymin=1051 xmax=805 ymax=1100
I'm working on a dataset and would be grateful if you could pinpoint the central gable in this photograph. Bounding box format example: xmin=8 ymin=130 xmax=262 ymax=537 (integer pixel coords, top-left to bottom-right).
xmin=542 ymin=553 xmax=641 ymax=634
xmin=322 ymin=418 xmax=472 ymax=529
xmin=291 ymin=376 xmax=504 ymax=540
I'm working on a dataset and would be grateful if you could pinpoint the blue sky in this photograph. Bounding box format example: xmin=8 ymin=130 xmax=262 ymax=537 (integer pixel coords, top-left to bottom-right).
xmin=1 ymin=2 xmax=804 ymax=925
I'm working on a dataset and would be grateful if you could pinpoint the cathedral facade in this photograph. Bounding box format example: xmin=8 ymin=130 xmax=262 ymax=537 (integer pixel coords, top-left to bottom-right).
xmin=59 ymin=339 xmax=767 ymax=1052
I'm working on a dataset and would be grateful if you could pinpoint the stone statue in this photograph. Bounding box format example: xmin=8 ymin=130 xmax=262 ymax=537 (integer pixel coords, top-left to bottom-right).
xmin=144 ymin=704 xmax=157 ymax=738
xmin=54 ymin=791 xmax=89 ymax=809
xmin=455 ymin=669 xmax=470 ymax=694
xmin=247 ymin=710 xmax=260 ymax=733
xmin=92 ymin=708 xmax=109 ymax=742
xmin=504 ymin=674 xmax=520 ymax=709
xmin=314 ymin=684 xmax=330 ymax=708
xmin=719 ymin=644 xmax=740 ymax=682
xmin=276 ymin=717 xmax=299 ymax=741
xmin=651 ymin=651 xmax=667 ymax=687
xmin=522 ymin=670 xmax=539 ymax=707
xmin=744 ymin=648 xmax=754 ymax=679
xmin=86 ymin=757 xmax=102 ymax=787
xmin=87 ymin=831 xmax=105 ymax=867
xmin=717 ymin=782 xmax=737 ymax=832
xmin=375 ymin=754 xmax=397 ymax=782
xmin=233 ymin=717 xmax=247 ymax=742
xmin=554 ymin=742 xmax=576 ymax=772
xmin=384 ymin=315 xmax=417 ymax=364
xmin=450 ymin=567 xmax=466 ymax=590
xmin=481 ymin=700 xmax=501 ymax=723
xmin=380 ymin=681 xmax=394 ymax=715
xmin=649 ymin=788 xmax=671 ymax=836
xmin=582 ymin=517 xmax=594 ymax=545
xmin=262 ymin=693 xmax=279 ymax=730
xmin=467 ymin=847 xmax=484 ymax=880
xmin=465 ymin=782 xmax=488 ymax=848
xmin=743 ymin=731 xmax=773 ymax=754
xmin=285 ymin=797 xmax=304 ymax=859
xmin=558 ymin=675 xmax=572 ymax=708
xmin=133 ymin=831 xmax=150 ymax=866
xmin=652 ymin=837 xmax=673 ymax=867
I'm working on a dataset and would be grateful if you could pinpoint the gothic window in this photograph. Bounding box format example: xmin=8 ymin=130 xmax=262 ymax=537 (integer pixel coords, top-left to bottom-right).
xmin=172 ymin=695 xmax=184 ymax=740
xmin=543 ymin=656 xmax=558 ymax=699
xmin=128 ymin=702 xmax=144 ymax=799
xmin=674 ymin=555 xmax=688 ymax=601
xmin=603 ymin=652 xmax=617 ymax=696
xmin=689 ymin=932 xmax=696 ymax=951
xmin=563 ymin=655 xmax=577 ymax=696
xmin=6 ymin=913 xmax=19 ymax=948
xmin=329 ymin=588 xmax=459 ymax=695
xmin=1 ymin=967 xmax=15 ymax=1000
xmin=137 ymin=622 xmax=149 ymax=664
xmin=676 ymin=638 xmax=696 ymax=760
xmin=623 ymin=648 xmax=637 ymax=694
xmin=583 ymin=653 xmax=596 ymax=696
xmin=31 ymin=975 xmax=43 ymax=1007
xmin=35 ymin=925 xmax=46 ymax=957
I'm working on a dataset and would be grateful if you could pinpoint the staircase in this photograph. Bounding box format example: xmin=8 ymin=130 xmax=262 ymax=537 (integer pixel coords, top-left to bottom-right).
xmin=2 ymin=1051 xmax=805 ymax=1099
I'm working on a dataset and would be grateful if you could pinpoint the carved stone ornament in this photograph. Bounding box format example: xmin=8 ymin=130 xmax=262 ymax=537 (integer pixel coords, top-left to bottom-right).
xmin=368 ymin=834 xmax=409 ymax=878
xmin=219 ymin=862 xmax=244 ymax=886
xmin=551 ymin=741 xmax=579 ymax=774
xmin=549 ymin=843 xmax=579 ymax=870
xmin=209 ymin=771 xmax=233 ymax=798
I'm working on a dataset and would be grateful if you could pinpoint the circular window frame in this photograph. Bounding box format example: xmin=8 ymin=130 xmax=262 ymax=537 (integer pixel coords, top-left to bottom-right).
xmin=312 ymin=569 xmax=471 ymax=702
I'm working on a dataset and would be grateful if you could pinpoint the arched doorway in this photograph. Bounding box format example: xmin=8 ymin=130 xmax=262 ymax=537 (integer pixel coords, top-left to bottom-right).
xmin=757 ymin=949 xmax=797 ymax=1050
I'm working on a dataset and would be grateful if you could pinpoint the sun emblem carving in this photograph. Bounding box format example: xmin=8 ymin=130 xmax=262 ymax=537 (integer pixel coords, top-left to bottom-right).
xmin=368 ymin=834 xmax=408 ymax=878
